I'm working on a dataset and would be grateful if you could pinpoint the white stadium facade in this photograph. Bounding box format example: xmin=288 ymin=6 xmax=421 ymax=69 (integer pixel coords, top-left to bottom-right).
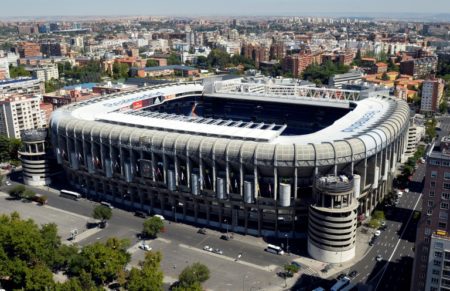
xmin=50 ymin=79 xmax=410 ymax=263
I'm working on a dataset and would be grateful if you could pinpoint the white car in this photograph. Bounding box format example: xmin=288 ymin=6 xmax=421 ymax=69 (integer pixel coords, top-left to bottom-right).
xmin=376 ymin=255 xmax=382 ymax=262
xmin=396 ymin=191 xmax=403 ymax=198
xmin=5 ymin=181 xmax=11 ymax=186
xmin=154 ymin=214 xmax=165 ymax=220
xmin=374 ymin=230 xmax=381 ymax=236
xmin=139 ymin=244 xmax=152 ymax=251
xmin=203 ymin=245 xmax=213 ymax=252
xmin=404 ymin=188 xmax=409 ymax=193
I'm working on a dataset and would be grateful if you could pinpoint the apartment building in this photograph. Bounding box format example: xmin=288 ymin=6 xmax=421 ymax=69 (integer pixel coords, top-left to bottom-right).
xmin=29 ymin=65 xmax=59 ymax=82
xmin=0 ymin=78 xmax=44 ymax=98
xmin=421 ymin=77 xmax=445 ymax=113
xmin=0 ymin=96 xmax=46 ymax=139
xmin=400 ymin=56 xmax=438 ymax=79
xmin=282 ymin=52 xmax=313 ymax=78
xmin=16 ymin=42 xmax=41 ymax=58
xmin=424 ymin=231 xmax=450 ymax=291
xmin=412 ymin=136 xmax=450 ymax=291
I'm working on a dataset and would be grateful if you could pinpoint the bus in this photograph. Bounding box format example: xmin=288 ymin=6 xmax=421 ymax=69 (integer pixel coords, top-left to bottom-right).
xmin=331 ymin=277 xmax=351 ymax=291
xmin=60 ymin=190 xmax=81 ymax=200
xmin=265 ymin=244 xmax=285 ymax=255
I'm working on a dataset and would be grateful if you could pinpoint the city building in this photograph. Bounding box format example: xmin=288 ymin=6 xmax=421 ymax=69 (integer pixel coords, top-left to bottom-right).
xmin=329 ymin=71 xmax=364 ymax=88
xmin=0 ymin=57 xmax=10 ymax=80
xmin=50 ymin=80 xmax=409 ymax=262
xmin=282 ymin=52 xmax=313 ymax=78
xmin=0 ymin=95 xmax=46 ymax=139
xmin=16 ymin=42 xmax=41 ymax=58
xmin=270 ymin=42 xmax=286 ymax=60
xmin=133 ymin=65 xmax=199 ymax=78
xmin=400 ymin=56 xmax=438 ymax=79
xmin=405 ymin=116 xmax=425 ymax=158
xmin=412 ymin=136 xmax=450 ymax=291
xmin=421 ymin=77 xmax=445 ymax=113
xmin=40 ymin=42 xmax=67 ymax=57
xmin=29 ymin=65 xmax=59 ymax=82
xmin=424 ymin=231 xmax=450 ymax=291
xmin=0 ymin=78 xmax=44 ymax=98
xmin=242 ymin=44 xmax=270 ymax=67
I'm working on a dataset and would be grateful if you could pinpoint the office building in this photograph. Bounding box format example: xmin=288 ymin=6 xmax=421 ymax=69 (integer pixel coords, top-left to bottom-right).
xmin=421 ymin=77 xmax=445 ymax=113
xmin=0 ymin=95 xmax=46 ymax=139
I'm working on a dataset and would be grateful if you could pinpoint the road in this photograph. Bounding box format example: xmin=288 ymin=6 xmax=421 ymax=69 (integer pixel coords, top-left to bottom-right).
xmin=349 ymin=163 xmax=424 ymax=291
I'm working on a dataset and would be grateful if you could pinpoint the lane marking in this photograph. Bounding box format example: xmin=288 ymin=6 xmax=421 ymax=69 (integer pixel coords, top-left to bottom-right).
xmin=373 ymin=193 xmax=422 ymax=291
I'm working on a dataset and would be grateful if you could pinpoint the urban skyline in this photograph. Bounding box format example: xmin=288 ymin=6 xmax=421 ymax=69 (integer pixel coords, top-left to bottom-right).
xmin=1 ymin=0 xmax=450 ymax=18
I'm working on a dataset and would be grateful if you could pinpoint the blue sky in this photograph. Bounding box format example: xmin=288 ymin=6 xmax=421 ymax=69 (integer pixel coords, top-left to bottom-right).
xmin=1 ymin=0 xmax=450 ymax=17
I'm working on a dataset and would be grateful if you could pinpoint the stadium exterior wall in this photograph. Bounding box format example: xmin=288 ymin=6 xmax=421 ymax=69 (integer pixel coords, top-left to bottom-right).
xmin=49 ymin=83 xmax=410 ymax=244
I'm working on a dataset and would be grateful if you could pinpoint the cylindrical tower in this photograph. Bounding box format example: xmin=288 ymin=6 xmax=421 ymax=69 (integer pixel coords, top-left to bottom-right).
xmin=19 ymin=129 xmax=58 ymax=186
xmin=308 ymin=175 xmax=358 ymax=263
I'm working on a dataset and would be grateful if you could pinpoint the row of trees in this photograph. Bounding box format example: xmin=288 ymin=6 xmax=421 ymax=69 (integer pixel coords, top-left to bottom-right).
xmin=302 ymin=61 xmax=350 ymax=85
xmin=0 ymin=212 xmax=210 ymax=290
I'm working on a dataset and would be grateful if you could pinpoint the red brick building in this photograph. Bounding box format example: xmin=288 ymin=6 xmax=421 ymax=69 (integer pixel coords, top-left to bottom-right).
xmin=282 ymin=52 xmax=313 ymax=78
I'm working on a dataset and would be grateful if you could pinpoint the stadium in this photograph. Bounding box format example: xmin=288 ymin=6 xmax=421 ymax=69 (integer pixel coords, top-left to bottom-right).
xmin=50 ymin=79 xmax=410 ymax=263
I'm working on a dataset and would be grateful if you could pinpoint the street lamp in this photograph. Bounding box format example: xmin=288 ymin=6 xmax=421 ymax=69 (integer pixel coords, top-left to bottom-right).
xmin=224 ymin=218 xmax=229 ymax=237
xmin=285 ymin=234 xmax=289 ymax=255
xmin=172 ymin=205 xmax=177 ymax=222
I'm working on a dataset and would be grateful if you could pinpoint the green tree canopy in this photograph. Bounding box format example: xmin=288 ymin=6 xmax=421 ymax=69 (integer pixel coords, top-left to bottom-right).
xmin=177 ymin=262 xmax=210 ymax=289
xmin=9 ymin=65 xmax=31 ymax=78
xmin=207 ymin=49 xmax=231 ymax=68
xmin=146 ymin=59 xmax=159 ymax=67
xmin=142 ymin=216 xmax=164 ymax=238
xmin=167 ymin=53 xmax=182 ymax=65
xmin=112 ymin=63 xmax=129 ymax=79
xmin=92 ymin=205 xmax=112 ymax=223
xmin=302 ymin=61 xmax=350 ymax=85
xmin=8 ymin=184 xmax=26 ymax=199
xmin=127 ymin=251 xmax=164 ymax=291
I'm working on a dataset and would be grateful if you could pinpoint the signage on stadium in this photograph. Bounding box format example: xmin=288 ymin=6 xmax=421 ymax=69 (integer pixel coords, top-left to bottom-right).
xmin=342 ymin=110 xmax=379 ymax=133
xmin=103 ymin=91 xmax=164 ymax=107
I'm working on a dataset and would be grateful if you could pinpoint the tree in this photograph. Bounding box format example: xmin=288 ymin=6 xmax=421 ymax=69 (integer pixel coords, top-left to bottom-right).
xmin=302 ymin=61 xmax=350 ymax=84
xmin=9 ymin=65 xmax=31 ymax=78
xmin=284 ymin=263 xmax=300 ymax=275
xmin=381 ymin=72 xmax=389 ymax=81
xmin=440 ymin=99 xmax=448 ymax=114
xmin=92 ymin=205 xmax=112 ymax=225
xmin=24 ymin=262 xmax=55 ymax=291
xmin=142 ymin=216 xmax=164 ymax=238
xmin=177 ymin=262 xmax=210 ymax=289
xmin=8 ymin=184 xmax=26 ymax=199
xmin=146 ymin=59 xmax=159 ymax=67
xmin=127 ymin=251 xmax=164 ymax=291
xmin=167 ymin=53 xmax=182 ymax=65
xmin=112 ymin=63 xmax=129 ymax=79
xmin=207 ymin=49 xmax=231 ymax=68
xmin=21 ymin=188 xmax=36 ymax=200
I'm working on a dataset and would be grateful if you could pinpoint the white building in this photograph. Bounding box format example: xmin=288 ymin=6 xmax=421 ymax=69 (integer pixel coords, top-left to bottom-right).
xmin=424 ymin=232 xmax=450 ymax=291
xmin=0 ymin=95 xmax=46 ymax=139
xmin=30 ymin=65 xmax=59 ymax=82
xmin=0 ymin=78 xmax=44 ymax=98
xmin=0 ymin=57 xmax=10 ymax=79
xmin=421 ymin=78 xmax=445 ymax=113
xmin=405 ymin=116 xmax=425 ymax=158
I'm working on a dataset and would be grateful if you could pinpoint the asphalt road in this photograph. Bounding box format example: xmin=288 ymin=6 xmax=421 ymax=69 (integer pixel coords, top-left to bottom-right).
xmin=349 ymin=163 xmax=425 ymax=291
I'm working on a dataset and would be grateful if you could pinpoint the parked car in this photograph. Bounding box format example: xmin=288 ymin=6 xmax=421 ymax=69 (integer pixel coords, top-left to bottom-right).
xmin=134 ymin=211 xmax=147 ymax=218
xmin=220 ymin=234 xmax=231 ymax=240
xmin=213 ymin=248 xmax=223 ymax=255
xmin=203 ymin=245 xmax=213 ymax=252
xmin=139 ymin=244 xmax=151 ymax=251
xmin=337 ymin=273 xmax=347 ymax=280
xmin=197 ymin=228 xmax=207 ymax=234
xmin=5 ymin=181 xmax=11 ymax=186
xmin=154 ymin=214 xmax=165 ymax=220
xmin=374 ymin=230 xmax=381 ymax=236
xmin=376 ymin=255 xmax=382 ymax=262
xmin=349 ymin=270 xmax=358 ymax=278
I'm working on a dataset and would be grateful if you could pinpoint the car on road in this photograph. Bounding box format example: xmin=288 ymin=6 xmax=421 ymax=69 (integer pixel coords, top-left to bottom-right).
xmin=349 ymin=270 xmax=358 ymax=278
xmin=5 ymin=181 xmax=11 ymax=186
xmin=220 ymin=234 xmax=231 ymax=240
xmin=139 ymin=243 xmax=151 ymax=251
xmin=134 ymin=211 xmax=147 ymax=218
xmin=396 ymin=191 xmax=403 ymax=198
xmin=374 ymin=230 xmax=381 ymax=236
xmin=197 ymin=228 xmax=207 ymax=234
xmin=369 ymin=236 xmax=378 ymax=246
xmin=213 ymin=248 xmax=223 ymax=255
xmin=337 ymin=273 xmax=346 ymax=280
xmin=376 ymin=255 xmax=382 ymax=262
xmin=154 ymin=214 xmax=165 ymax=220
xmin=100 ymin=201 xmax=114 ymax=209
xmin=203 ymin=245 xmax=213 ymax=252
xmin=404 ymin=188 xmax=409 ymax=193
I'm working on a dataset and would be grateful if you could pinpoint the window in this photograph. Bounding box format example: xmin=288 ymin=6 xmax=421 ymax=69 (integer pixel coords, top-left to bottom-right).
xmin=444 ymin=193 xmax=450 ymax=200
xmin=432 ymin=171 xmax=438 ymax=178
xmin=432 ymin=269 xmax=440 ymax=275
xmin=427 ymin=219 xmax=432 ymax=225
xmin=430 ymin=287 xmax=438 ymax=291
xmin=435 ymin=251 xmax=443 ymax=258
xmin=445 ymin=172 xmax=450 ymax=180
xmin=434 ymin=260 xmax=442 ymax=266
xmin=439 ymin=221 xmax=447 ymax=229
xmin=444 ymin=161 xmax=450 ymax=167
xmin=431 ymin=160 xmax=441 ymax=166
xmin=423 ymin=255 xmax=428 ymax=262
xmin=431 ymin=181 xmax=436 ymax=188
xmin=431 ymin=277 xmax=440 ymax=284
xmin=430 ymin=191 xmax=435 ymax=197
xmin=444 ymin=183 xmax=450 ymax=190
xmin=436 ymin=242 xmax=444 ymax=249
xmin=428 ymin=200 xmax=434 ymax=207
xmin=446 ymin=252 xmax=450 ymax=260
xmin=441 ymin=202 xmax=449 ymax=210
xmin=428 ymin=209 xmax=433 ymax=216
xmin=426 ymin=228 xmax=432 ymax=235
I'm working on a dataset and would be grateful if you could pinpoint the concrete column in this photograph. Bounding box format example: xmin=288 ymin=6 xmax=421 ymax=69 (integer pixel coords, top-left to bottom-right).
xmin=294 ymin=167 xmax=298 ymax=200
xmin=274 ymin=167 xmax=278 ymax=201
xmin=151 ymin=152 xmax=156 ymax=182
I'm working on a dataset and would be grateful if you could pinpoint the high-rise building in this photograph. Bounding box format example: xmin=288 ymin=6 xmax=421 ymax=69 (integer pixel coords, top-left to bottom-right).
xmin=30 ymin=65 xmax=59 ymax=82
xmin=40 ymin=42 xmax=67 ymax=57
xmin=270 ymin=42 xmax=286 ymax=60
xmin=421 ymin=77 xmax=445 ymax=113
xmin=0 ymin=57 xmax=10 ymax=80
xmin=423 ymin=231 xmax=450 ymax=291
xmin=0 ymin=95 xmax=46 ymax=139
xmin=412 ymin=136 xmax=450 ymax=291
xmin=242 ymin=44 xmax=270 ymax=66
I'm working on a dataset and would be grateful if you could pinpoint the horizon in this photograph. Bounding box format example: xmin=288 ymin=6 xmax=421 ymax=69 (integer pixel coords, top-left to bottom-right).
xmin=1 ymin=0 xmax=450 ymax=19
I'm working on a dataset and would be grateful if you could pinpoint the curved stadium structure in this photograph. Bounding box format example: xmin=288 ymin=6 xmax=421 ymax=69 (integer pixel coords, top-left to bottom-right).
xmin=50 ymin=79 xmax=410 ymax=263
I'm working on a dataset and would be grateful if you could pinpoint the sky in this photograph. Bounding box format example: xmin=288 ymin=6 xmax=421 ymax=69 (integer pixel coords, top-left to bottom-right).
xmin=1 ymin=0 xmax=450 ymax=17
